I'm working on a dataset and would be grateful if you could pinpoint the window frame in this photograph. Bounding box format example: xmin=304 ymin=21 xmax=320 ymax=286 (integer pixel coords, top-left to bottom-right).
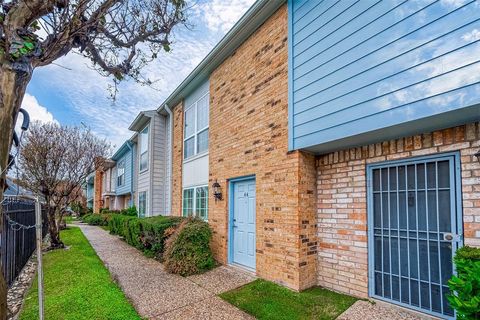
xmin=139 ymin=125 xmax=149 ymax=173
xmin=117 ymin=159 xmax=125 ymax=187
xmin=138 ymin=191 xmax=147 ymax=217
xmin=182 ymin=185 xmax=208 ymax=220
xmin=183 ymin=92 xmax=209 ymax=160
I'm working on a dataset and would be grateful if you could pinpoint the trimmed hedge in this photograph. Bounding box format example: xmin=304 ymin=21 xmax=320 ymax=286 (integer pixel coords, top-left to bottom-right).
xmin=81 ymin=213 xmax=111 ymax=226
xmin=108 ymin=215 xmax=183 ymax=259
xmin=163 ymin=218 xmax=215 ymax=276
xmin=448 ymin=246 xmax=480 ymax=319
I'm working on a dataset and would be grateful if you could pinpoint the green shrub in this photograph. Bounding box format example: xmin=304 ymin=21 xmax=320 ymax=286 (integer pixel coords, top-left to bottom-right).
xmin=81 ymin=213 xmax=111 ymax=226
xmin=108 ymin=215 xmax=182 ymax=259
xmin=139 ymin=216 xmax=183 ymax=259
xmin=120 ymin=206 xmax=138 ymax=216
xmin=80 ymin=213 xmax=92 ymax=223
xmin=448 ymin=246 xmax=480 ymax=319
xmin=109 ymin=214 xmax=136 ymax=236
xmin=163 ymin=218 xmax=215 ymax=276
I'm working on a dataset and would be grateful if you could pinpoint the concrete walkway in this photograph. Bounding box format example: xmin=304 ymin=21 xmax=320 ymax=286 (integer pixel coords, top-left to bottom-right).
xmin=339 ymin=300 xmax=437 ymax=320
xmin=77 ymin=224 xmax=255 ymax=320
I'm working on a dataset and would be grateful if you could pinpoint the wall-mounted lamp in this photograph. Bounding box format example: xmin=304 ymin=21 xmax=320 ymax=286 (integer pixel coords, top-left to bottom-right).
xmin=475 ymin=150 xmax=480 ymax=163
xmin=212 ymin=180 xmax=222 ymax=201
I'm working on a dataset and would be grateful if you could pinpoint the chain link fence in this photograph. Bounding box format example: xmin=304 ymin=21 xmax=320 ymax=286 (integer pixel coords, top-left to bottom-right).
xmin=1 ymin=198 xmax=48 ymax=287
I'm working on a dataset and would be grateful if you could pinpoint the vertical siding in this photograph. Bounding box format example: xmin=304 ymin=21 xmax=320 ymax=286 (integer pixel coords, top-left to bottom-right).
xmin=131 ymin=142 xmax=137 ymax=206
xmin=137 ymin=122 xmax=150 ymax=214
xmin=114 ymin=148 xmax=133 ymax=195
xmin=151 ymin=114 xmax=168 ymax=216
xmin=289 ymin=0 xmax=480 ymax=151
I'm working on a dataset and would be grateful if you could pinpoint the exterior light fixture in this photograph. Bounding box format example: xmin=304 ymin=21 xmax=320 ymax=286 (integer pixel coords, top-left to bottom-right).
xmin=212 ymin=180 xmax=222 ymax=201
xmin=475 ymin=150 xmax=480 ymax=163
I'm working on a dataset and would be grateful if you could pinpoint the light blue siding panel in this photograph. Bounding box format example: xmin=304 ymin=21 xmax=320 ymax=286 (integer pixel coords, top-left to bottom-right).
xmin=294 ymin=40 xmax=480 ymax=125
xmin=293 ymin=0 xmax=329 ymax=23
xmin=289 ymin=0 xmax=480 ymax=152
xmin=294 ymin=0 xmax=356 ymax=40
xmin=115 ymin=148 xmax=133 ymax=195
xmin=293 ymin=0 xmax=436 ymax=66
xmin=295 ymin=84 xmax=480 ymax=147
xmin=293 ymin=22 xmax=480 ymax=118
xmin=294 ymin=1 xmax=475 ymax=83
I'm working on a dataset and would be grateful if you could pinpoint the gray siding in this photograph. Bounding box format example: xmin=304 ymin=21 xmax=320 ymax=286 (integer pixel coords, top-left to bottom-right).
xmin=289 ymin=0 xmax=480 ymax=152
xmin=137 ymin=122 xmax=150 ymax=214
xmin=151 ymin=114 xmax=168 ymax=216
xmin=134 ymin=113 xmax=170 ymax=217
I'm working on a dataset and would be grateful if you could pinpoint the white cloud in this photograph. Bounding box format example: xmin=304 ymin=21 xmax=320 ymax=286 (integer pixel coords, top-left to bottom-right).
xmin=21 ymin=93 xmax=58 ymax=125
xmin=29 ymin=0 xmax=255 ymax=149
xmin=193 ymin=0 xmax=255 ymax=33
xmin=462 ymin=29 xmax=480 ymax=42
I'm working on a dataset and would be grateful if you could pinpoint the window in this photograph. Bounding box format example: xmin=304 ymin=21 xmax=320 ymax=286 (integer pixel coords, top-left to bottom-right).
xmin=182 ymin=186 xmax=208 ymax=220
xmin=138 ymin=191 xmax=147 ymax=217
xmin=139 ymin=126 xmax=149 ymax=171
xmin=117 ymin=159 xmax=125 ymax=187
xmin=184 ymin=93 xmax=209 ymax=159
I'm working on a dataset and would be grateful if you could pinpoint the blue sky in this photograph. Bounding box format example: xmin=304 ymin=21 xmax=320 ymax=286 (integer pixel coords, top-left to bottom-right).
xmin=22 ymin=0 xmax=255 ymax=149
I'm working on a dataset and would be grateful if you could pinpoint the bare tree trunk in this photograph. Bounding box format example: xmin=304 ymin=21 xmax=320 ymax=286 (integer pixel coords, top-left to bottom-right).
xmin=47 ymin=206 xmax=64 ymax=249
xmin=0 ymin=60 xmax=33 ymax=320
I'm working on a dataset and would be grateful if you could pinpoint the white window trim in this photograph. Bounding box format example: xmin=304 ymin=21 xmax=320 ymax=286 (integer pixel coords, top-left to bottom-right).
xmin=139 ymin=125 xmax=149 ymax=173
xmin=184 ymin=92 xmax=209 ymax=160
xmin=117 ymin=159 xmax=125 ymax=187
xmin=182 ymin=184 xmax=208 ymax=220
xmin=138 ymin=191 xmax=148 ymax=217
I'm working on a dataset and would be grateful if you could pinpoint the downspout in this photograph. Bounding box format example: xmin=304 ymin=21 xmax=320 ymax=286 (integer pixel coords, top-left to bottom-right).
xmin=164 ymin=104 xmax=173 ymax=216
xmin=127 ymin=141 xmax=134 ymax=208
xmin=149 ymin=118 xmax=154 ymax=217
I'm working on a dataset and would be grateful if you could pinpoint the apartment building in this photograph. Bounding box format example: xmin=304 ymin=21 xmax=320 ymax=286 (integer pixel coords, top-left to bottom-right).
xmin=129 ymin=110 xmax=172 ymax=217
xmin=102 ymin=1 xmax=480 ymax=318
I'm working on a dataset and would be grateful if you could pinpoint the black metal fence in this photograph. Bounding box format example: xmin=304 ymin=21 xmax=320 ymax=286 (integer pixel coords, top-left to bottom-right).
xmin=1 ymin=198 xmax=48 ymax=287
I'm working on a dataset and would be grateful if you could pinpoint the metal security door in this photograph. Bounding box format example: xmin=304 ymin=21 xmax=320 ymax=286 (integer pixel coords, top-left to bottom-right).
xmin=367 ymin=154 xmax=462 ymax=319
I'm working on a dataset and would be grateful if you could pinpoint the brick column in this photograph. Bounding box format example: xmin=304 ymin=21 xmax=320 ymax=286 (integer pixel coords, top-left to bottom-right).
xmin=93 ymin=170 xmax=103 ymax=213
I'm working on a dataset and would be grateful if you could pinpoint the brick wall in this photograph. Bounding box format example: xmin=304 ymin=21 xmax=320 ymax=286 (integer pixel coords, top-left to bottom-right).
xmin=171 ymin=101 xmax=184 ymax=216
xmin=93 ymin=170 xmax=103 ymax=213
xmin=207 ymin=4 xmax=317 ymax=290
xmin=316 ymin=122 xmax=480 ymax=298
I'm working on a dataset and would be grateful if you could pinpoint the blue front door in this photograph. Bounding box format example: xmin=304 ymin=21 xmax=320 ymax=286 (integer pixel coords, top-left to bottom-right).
xmin=231 ymin=179 xmax=256 ymax=270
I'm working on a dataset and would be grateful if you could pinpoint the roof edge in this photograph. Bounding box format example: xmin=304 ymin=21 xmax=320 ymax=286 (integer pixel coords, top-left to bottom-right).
xmin=156 ymin=0 xmax=285 ymax=112
xmin=128 ymin=110 xmax=155 ymax=131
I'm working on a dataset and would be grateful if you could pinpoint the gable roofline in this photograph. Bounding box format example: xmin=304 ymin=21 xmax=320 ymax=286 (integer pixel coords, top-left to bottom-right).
xmin=128 ymin=110 xmax=156 ymax=131
xmin=112 ymin=140 xmax=134 ymax=161
xmin=156 ymin=0 xmax=285 ymax=112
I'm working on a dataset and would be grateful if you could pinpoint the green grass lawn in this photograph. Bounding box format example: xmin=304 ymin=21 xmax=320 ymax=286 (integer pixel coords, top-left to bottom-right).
xmin=20 ymin=227 xmax=140 ymax=320
xmin=220 ymin=279 xmax=357 ymax=320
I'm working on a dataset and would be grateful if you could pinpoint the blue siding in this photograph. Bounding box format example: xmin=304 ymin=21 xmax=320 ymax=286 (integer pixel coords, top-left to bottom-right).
xmin=112 ymin=142 xmax=134 ymax=196
xmin=289 ymin=0 xmax=480 ymax=152
xmin=86 ymin=183 xmax=94 ymax=201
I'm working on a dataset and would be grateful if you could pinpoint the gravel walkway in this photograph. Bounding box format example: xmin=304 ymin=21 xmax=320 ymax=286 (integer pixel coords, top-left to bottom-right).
xmin=77 ymin=224 xmax=255 ymax=320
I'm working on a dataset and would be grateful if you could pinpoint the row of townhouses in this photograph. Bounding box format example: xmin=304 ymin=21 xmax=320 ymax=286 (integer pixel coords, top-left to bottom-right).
xmin=85 ymin=1 xmax=480 ymax=318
